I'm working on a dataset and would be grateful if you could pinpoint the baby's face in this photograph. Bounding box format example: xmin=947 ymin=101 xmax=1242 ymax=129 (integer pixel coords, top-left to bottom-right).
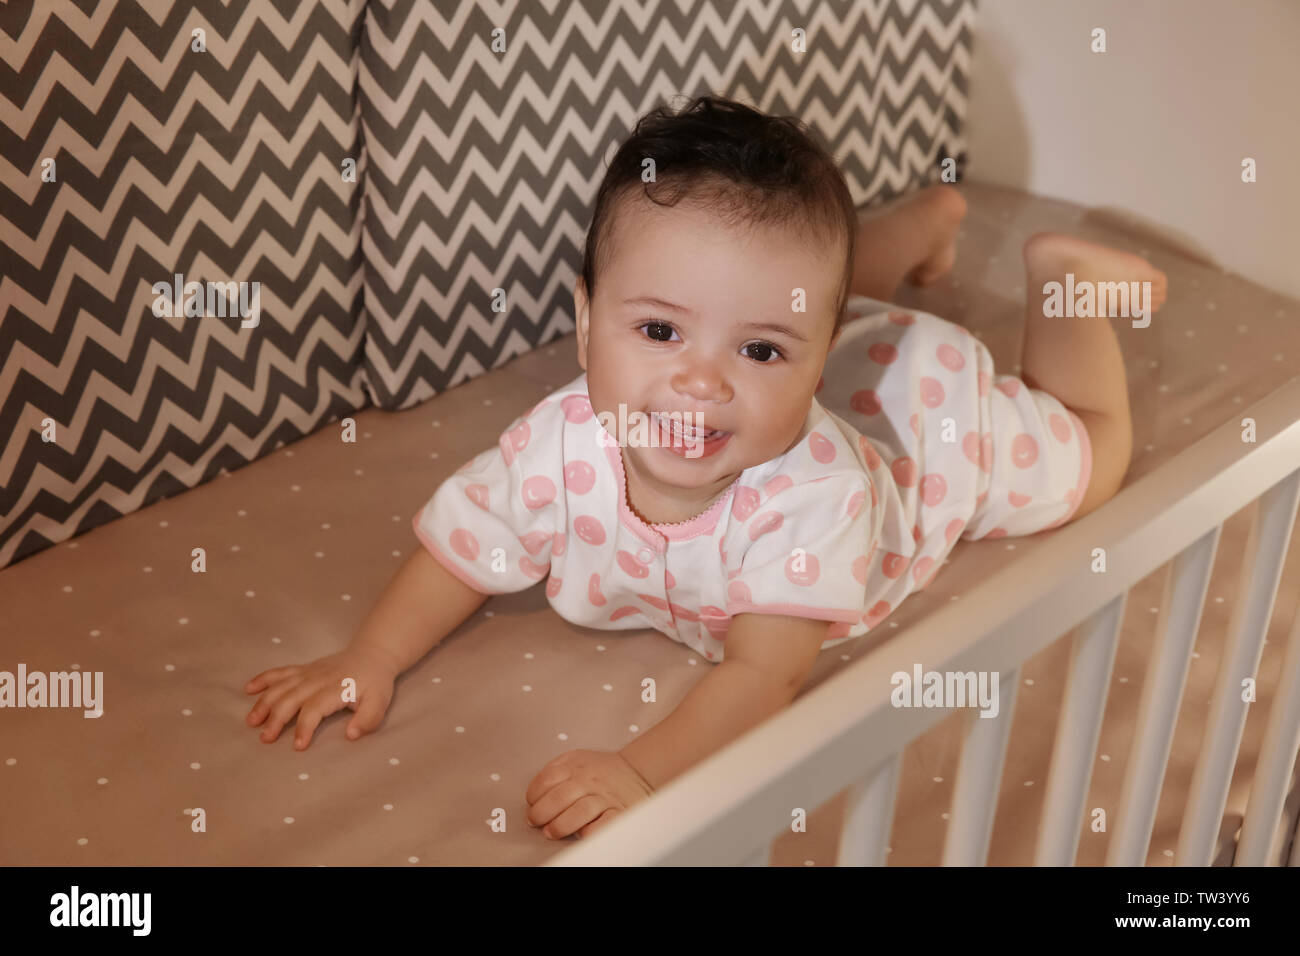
xmin=575 ymin=195 xmax=843 ymax=501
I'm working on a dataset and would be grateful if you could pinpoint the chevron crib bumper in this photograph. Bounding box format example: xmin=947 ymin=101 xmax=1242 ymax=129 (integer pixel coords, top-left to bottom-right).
xmin=0 ymin=0 xmax=976 ymax=570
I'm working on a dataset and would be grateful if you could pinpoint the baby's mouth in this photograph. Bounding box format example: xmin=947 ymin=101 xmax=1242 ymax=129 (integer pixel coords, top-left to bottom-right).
xmin=649 ymin=411 xmax=728 ymax=442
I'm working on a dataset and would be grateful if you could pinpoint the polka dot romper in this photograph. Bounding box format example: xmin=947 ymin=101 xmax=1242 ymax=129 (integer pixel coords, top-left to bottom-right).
xmin=413 ymin=296 xmax=1092 ymax=663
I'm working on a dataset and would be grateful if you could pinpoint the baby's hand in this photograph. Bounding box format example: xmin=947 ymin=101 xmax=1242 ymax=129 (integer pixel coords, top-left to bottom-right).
xmin=525 ymin=749 xmax=655 ymax=840
xmin=244 ymin=644 xmax=399 ymax=750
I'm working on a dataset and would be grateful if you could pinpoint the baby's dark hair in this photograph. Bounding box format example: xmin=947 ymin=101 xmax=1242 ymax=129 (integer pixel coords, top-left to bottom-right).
xmin=580 ymin=94 xmax=859 ymax=339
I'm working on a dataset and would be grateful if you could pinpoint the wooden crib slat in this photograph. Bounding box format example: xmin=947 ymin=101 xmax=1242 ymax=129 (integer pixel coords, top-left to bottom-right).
xmin=941 ymin=668 xmax=1020 ymax=866
xmin=1106 ymin=526 xmax=1220 ymax=866
xmin=1177 ymin=471 xmax=1300 ymax=865
xmin=1035 ymin=594 xmax=1125 ymax=865
xmin=838 ymin=752 xmax=902 ymax=866
xmin=1236 ymin=470 xmax=1300 ymax=865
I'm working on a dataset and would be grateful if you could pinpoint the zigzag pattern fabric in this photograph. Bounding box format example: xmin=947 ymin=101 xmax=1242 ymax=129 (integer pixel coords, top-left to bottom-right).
xmin=0 ymin=1 xmax=369 ymax=569
xmin=0 ymin=0 xmax=973 ymax=570
xmin=357 ymin=0 xmax=975 ymax=410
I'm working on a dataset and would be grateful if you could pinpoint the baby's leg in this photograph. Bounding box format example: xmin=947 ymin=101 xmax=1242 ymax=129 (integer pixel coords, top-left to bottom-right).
xmin=1020 ymin=234 xmax=1165 ymax=409
xmin=1020 ymin=233 xmax=1166 ymax=519
xmin=850 ymin=184 xmax=966 ymax=301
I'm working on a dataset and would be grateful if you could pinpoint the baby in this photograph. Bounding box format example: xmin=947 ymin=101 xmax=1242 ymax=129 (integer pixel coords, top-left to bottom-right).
xmin=245 ymin=95 xmax=1164 ymax=842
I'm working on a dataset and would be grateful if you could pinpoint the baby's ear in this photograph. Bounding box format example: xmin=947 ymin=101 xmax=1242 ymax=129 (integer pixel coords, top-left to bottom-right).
xmin=574 ymin=278 xmax=590 ymax=370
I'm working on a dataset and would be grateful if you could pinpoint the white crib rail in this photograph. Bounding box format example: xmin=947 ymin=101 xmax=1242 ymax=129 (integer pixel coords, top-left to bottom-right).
xmin=547 ymin=375 xmax=1300 ymax=867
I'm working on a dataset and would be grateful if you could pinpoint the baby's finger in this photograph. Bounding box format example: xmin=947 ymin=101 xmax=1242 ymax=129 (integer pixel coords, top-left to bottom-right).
xmin=244 ymin=666 xmax=302 ymax=694
xmin=293 ymin=689 xmax=345 ymax=750
xmin=245 ymin=677 xmax=302 ymax=727
xmin=291 ymin=708 xmax=324 ymax=751
xmin=259 ymin=681 xmax=320 ymax=743
xmin=345 ymin=685 xmax=392 ymax=741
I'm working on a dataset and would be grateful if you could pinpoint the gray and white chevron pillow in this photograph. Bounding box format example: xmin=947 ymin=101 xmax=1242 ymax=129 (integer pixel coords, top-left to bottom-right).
xmin=0 ymin=0 xmax=973 ymax=570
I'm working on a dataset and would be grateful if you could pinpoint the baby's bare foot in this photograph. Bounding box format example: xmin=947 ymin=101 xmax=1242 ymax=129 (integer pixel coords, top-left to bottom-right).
xmin=907 ymin=184 xmax=967 ymax=286
xmin=1022 ymin=232 xmax=1168 ymax=314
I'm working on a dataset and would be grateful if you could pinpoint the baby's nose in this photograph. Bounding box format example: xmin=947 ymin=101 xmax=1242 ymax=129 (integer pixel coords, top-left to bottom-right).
xmin=672 ymin=363 xmax=732 ymax=402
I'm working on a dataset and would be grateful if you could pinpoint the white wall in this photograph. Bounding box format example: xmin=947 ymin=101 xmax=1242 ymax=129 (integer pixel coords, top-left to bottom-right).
xmin=965 ymin=0 xmax=1300 ymax=299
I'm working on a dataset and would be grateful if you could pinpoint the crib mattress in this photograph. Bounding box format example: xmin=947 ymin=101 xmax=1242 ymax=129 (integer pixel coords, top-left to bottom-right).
xmin=3 ymin=181 xmax=1299 ymax=867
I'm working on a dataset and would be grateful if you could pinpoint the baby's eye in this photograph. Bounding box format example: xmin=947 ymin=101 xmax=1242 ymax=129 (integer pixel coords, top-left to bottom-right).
xmin=637 ymin=321 xmax=679 ymax=343
xmin=742 ymin=341 xmax=784 ymax=363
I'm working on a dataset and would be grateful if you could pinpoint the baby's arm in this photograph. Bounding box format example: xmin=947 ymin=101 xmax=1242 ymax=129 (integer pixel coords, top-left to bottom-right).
xmin=245 ymin=547 xmax=489 ymax=747
xmin=618 ymin=613 xmax=828 ymax=789
xmin=352 ymin=547 xmax=491 ymax=674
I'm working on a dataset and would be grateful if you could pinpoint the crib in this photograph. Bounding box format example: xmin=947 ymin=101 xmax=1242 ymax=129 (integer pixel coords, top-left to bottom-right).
xmin=548 ymin=372 xmax=1300 ymax=866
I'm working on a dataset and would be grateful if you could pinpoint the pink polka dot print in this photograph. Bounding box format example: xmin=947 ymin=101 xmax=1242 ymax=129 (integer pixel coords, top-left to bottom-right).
xmin=891 ymin=456 xmax=917 ymax=488
xmin=846 ymin=490 xmax=865 ymax=519
xmin=944 ymin=518 xmax=965 ymax=545
xmin=732 ymin=486 xmax=760 ymax=520
xmin=1011 ymin=433 xmax=1039 ymax=468
xmin=561 ymin=395 xmax=593 ymax=422
xmin=519 ymin=555 xmax=548 ymax=580
xmin=1049 ymin=413 xmax=1072 ymax=443
xmin=764 ymin=474 xmax=793 ymax=499
xmin=464 ymin=484 xmax=489 ymax=510
xmin=449 ymin=528 xmax=479 ymax=562
xmin=564 ymin=460 xmax=596 ymax=494
xmin=850 ymin=389 xmax=882 ymax=416
xmin=881 ymin=552 xmax=906 ymax=579
xmin=919 ymin=376 xmax=945 ymax=408
xmin=936 ymin=343 xmax=965 ymax=372
xmin=498 ymin=421 xmax=530 ymax=466
xmin=808 ymin=432 xmax=836 ymax=463
xmin=617 ymin=550 xmax=649 ymax=578
xmin=868 ymin=342 xmax=898 ymax=365
xmin=864 ymin=600 xmax=891 ymax=627
xmin=920 ymin=473 xmax=947 ymax=507
xmin=574 ymin=515 xmax=606 ymax=546
xmin=518 ymin=530 xmax=550 ymax=554
xmin=669 ymin=602 xmax=698 ymax=622
xmin=520 ymin=475 xmax=555 ymax=510
xmin=858 ymin=435 xmax=883 ymax=470
xmin=785 ymin=551 xmax=819 ymax=586
xmin=911 ymin=556 xmax=934 ymax=586
xmin=962 ymin=431 xmax=993 ymax=473
xmin=748 ymin=511 xmax=784 ymax=541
